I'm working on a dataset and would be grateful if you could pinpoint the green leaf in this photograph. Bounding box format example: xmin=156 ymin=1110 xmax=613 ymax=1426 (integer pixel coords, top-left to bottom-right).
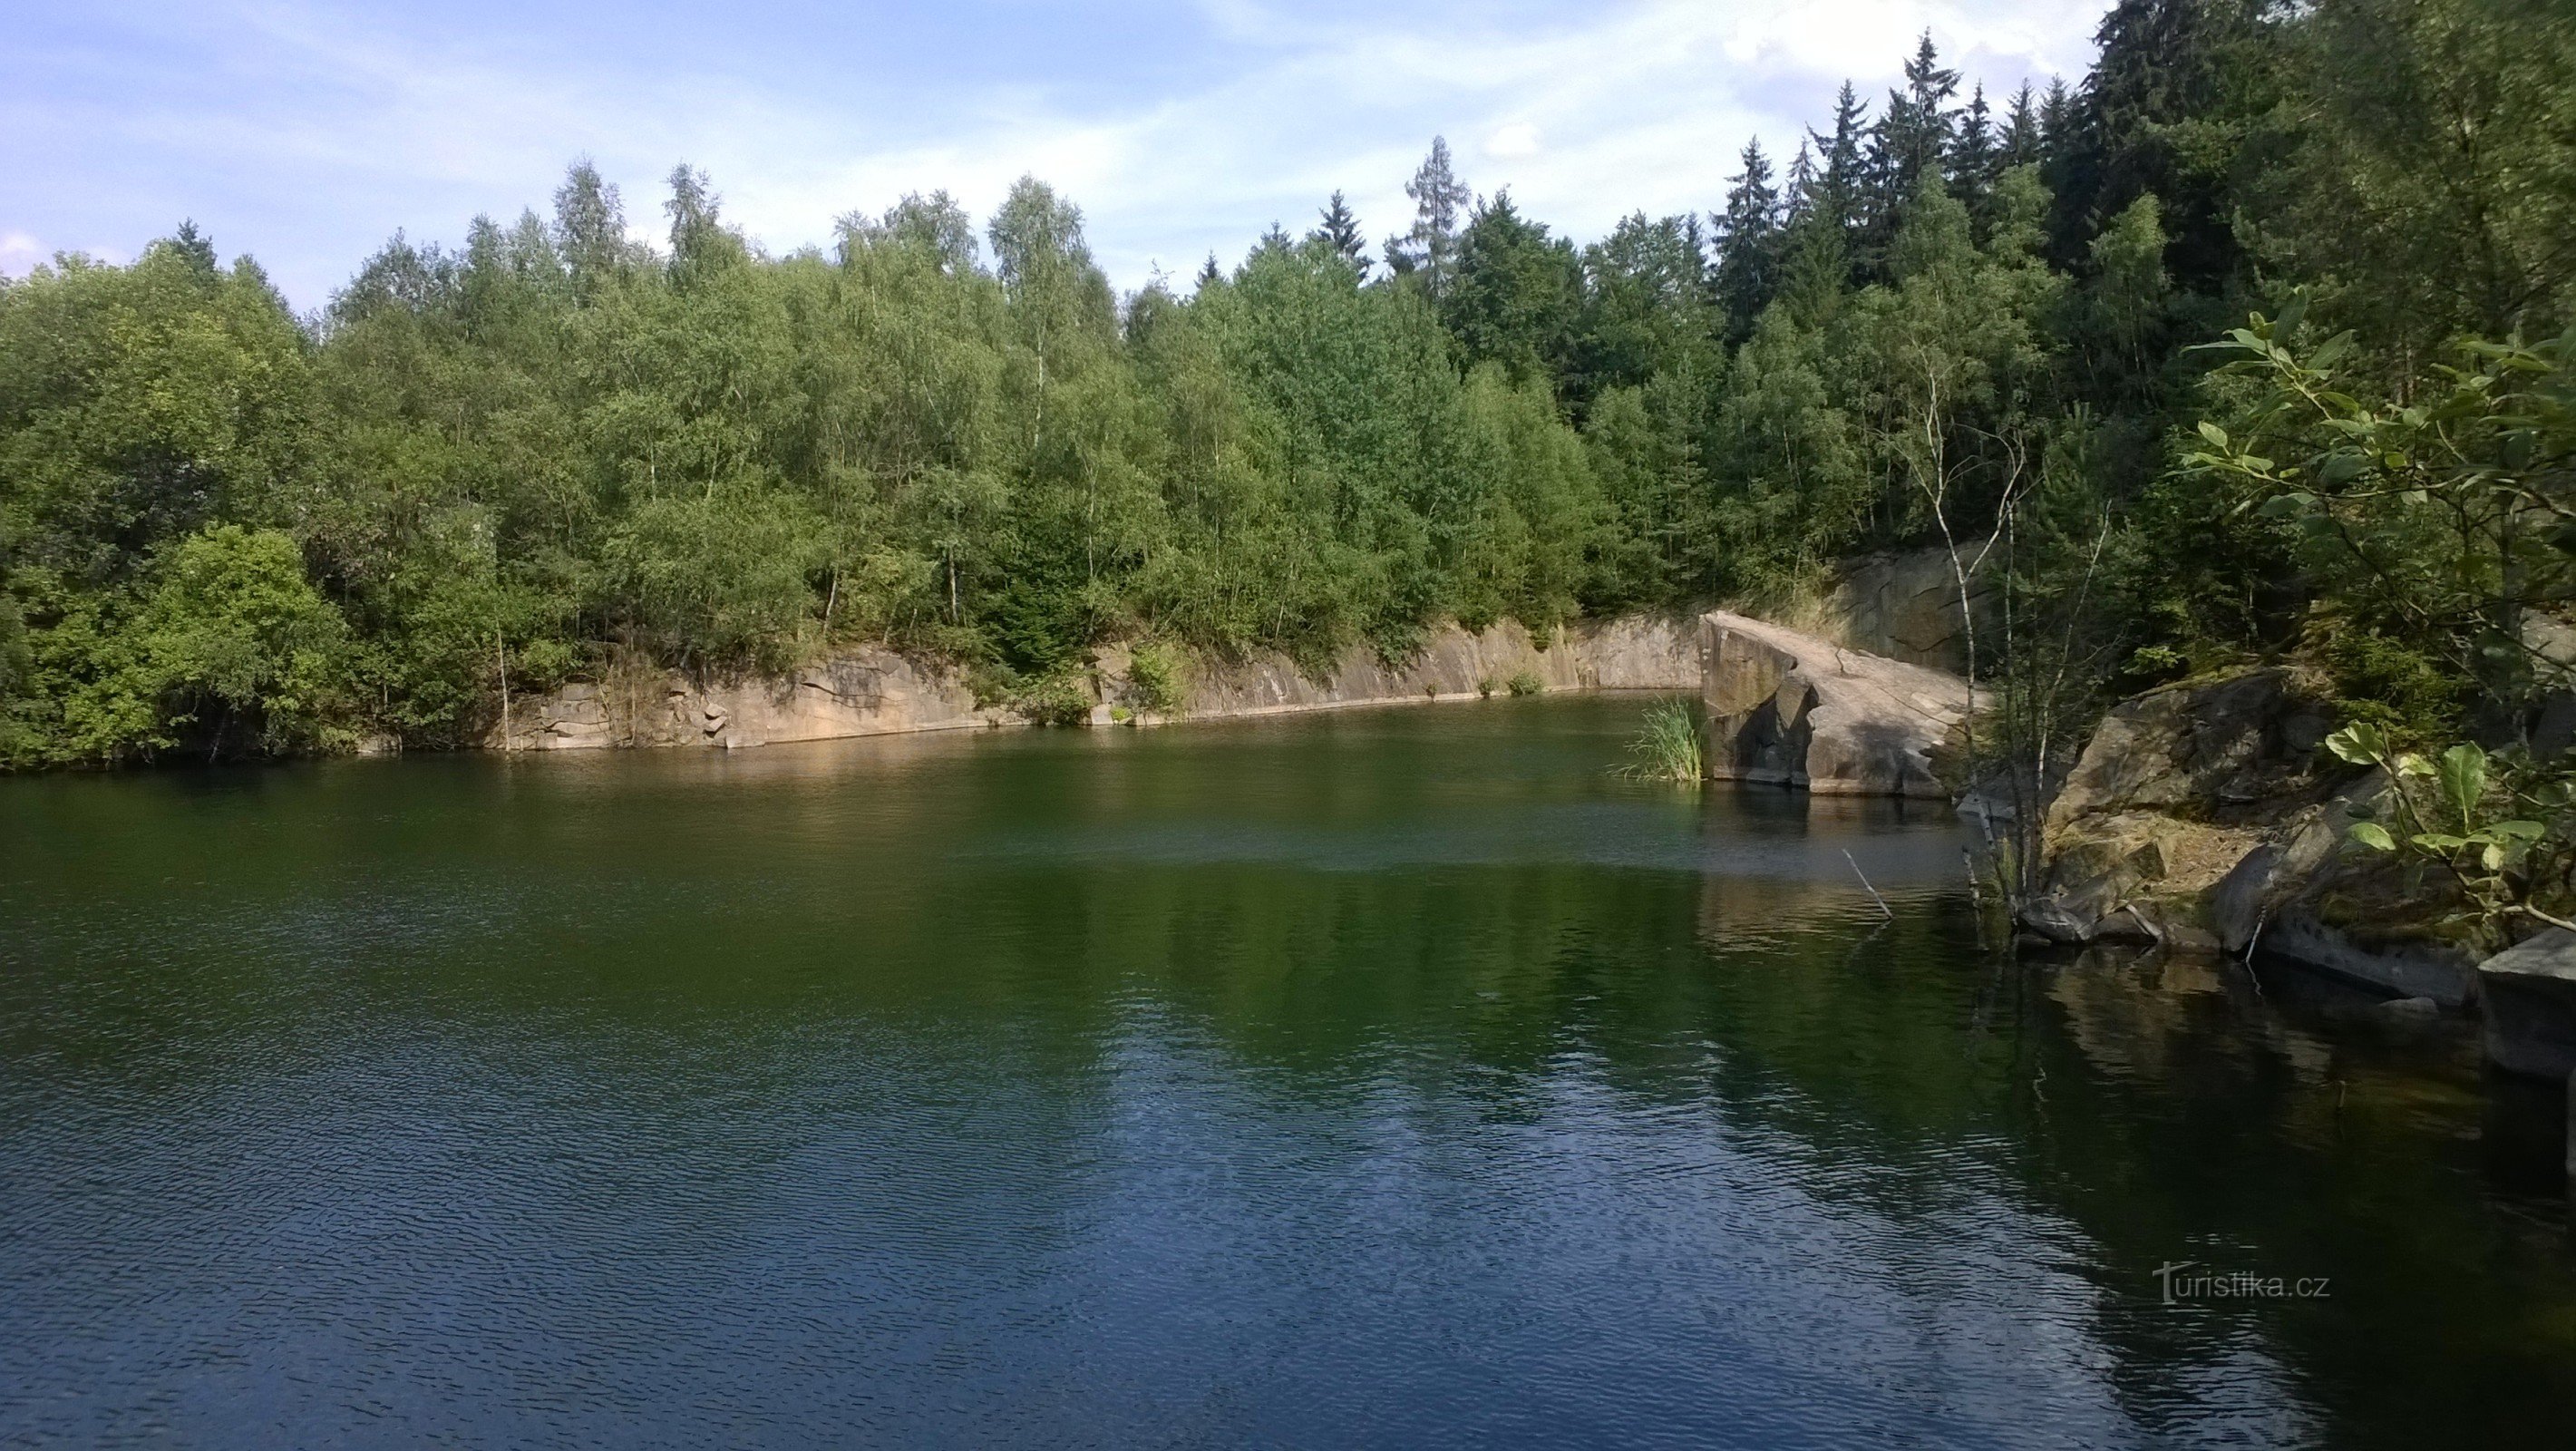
xmin=2437 ymin=744 xmax=2488 ymax=823
xmin=2197 ymin=421 xmax=2230 ymax=449
xmin=2326 ymin=723 xmax=2389 ymax=764
xmin=2348 ymin=822 xmax=2397 ymax=852
xmin=2413 ymin=833 xmax=2469 ymax=854
xmin=2257 ymin=492 xmax=2316 ymax=519
xmin=2482 ymin=842 xmax=2505 ymax=872
xmin=2487 ymin=820 xmax=2548 ymax=840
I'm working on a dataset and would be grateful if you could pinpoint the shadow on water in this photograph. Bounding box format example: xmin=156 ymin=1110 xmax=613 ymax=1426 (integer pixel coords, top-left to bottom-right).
xmin=2 ymin=695 xmax=2571 ymax=1449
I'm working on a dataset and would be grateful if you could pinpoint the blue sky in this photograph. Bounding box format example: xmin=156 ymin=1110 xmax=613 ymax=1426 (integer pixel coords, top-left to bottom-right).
xmin=3 ymin=0 xmax=2109 ymax=311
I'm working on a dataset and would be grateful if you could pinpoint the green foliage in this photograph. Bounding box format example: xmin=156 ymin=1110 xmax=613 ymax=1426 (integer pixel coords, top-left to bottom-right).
xmin=1 ymin=7 xmax=2570 ymax=774
xmin=2180 ymin=311 xmax=2576 ymax=725
xmin=1124 ymin=641 xmax=1184 ymax=714
xmin=64 ymin=525 xmax=351 ymax=763
xmin=1013 ymin=672 xmax=1094 ymax=727
xmin=2326 ymin=724 xmax=2576 ymax=945
xmin=1504 ymin=669 xmax=1543 ymax=697
xmin=603 ymin=485 xmax=823 ymax=670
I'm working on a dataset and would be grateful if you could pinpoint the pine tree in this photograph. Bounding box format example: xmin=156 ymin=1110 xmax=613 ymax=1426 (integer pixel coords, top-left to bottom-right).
xmin=1444 ymin=190 xmax=1581 ymax=385
xmin=2037 ymin=77 xmax=2090 ymax=262
xmin=171 ymin=219 xmax=219 ymax=278
xmin=1195 ymin=253 xmax=1221 ymax=291
xmin=1871 ymin=32 xmax=1960 ymax=215
xmin=1782 ymin=141 xmax=1818 ymax=222
xmin=2078 ymin=0 xmax=2260 ymax=293
xmin=1310 ymin=190 xmax=1370 ymax=277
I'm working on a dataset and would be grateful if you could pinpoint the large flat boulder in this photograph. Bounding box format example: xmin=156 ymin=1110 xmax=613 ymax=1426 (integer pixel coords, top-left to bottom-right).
xmin=2479 ymin=930 xmax=2576 ymax=1079
xmin=1699 ymin=611 xmax=1969 ymax=799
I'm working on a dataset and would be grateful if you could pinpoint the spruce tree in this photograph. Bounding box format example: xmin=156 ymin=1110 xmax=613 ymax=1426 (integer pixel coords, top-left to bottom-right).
xmin=1714 ymin=139 xmax=1784 ymax=345
xmin=2001 ymin=82 xmax=2044 ymax=170
xmin=1952 ymin=83 xmax=1996 ymax=201
xmin=1310 ymin=190 xmax=1370 ymax=277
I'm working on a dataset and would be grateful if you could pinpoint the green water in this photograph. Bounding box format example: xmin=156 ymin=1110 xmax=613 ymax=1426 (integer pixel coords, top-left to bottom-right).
xmin=3 ymin=696 xmax=2571 ymax=1448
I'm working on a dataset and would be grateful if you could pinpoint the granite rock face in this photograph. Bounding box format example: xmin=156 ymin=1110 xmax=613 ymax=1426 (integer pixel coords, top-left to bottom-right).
xmin=1144 ymin=614 xmax=1700 ymax=721
xmin=2041 ymin=669 xmax=2337 ymax=834
xmin=489 ymin=615 xmax=1706 ymax=752
xmin=1698 ymin=611 xmax=1969 ymax=799
xmin=2022 ymin=667 xmax=2483 ymax=1002
xmin=2478 ymin=929 xmax=2576 ymax=1079
xmin=1817 ymin=546 xmax=1995 ymax=674
xmin=488 ymin=648 xmax=1003 ymax=752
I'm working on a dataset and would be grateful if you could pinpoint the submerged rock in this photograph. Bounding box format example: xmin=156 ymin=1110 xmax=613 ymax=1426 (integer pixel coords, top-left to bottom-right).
xmin=1698 ymin=611 xmax=1969 ymax=799
xmin=2479 ymin=929 xmax=2576 ymax=1079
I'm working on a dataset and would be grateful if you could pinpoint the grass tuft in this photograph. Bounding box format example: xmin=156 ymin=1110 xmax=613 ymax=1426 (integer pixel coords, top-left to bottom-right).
xmin=1619 ymin=696 xmax=1703 ymax=782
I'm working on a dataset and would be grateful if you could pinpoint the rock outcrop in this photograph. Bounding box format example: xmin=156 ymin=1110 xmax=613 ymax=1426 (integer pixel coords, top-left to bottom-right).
xmin=2022 ymin=666 xmax=2484 ymax=1003
xmin=1128 ymin=613 xmax=1700 ymax=722
xmin=489 ymin=614 xmax=1704 ymax=753
xmin=489 ymin=648 xmax=1003 ymax=752
xmin=1816 ymin=546 xmax=1996 ymax=674
xmin=1699 ymin=611 xmax=1969 ymax=798
xmin=2025 ymin=669 xmax=2333 ymax=945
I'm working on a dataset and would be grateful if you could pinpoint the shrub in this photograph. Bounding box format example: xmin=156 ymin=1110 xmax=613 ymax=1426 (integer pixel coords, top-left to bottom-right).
xmin=1126 ymin=641 xmax=1184 ymax=713
xmin=1014 ymin=672 xmax=1093 ymax=727
xmin=1505 ymin=669 xmax=1543 ymax=696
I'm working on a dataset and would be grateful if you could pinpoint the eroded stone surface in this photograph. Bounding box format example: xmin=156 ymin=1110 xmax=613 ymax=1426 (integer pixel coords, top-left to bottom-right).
xmin=2027 ymin=668 xmax=2343 ymax=947
xmin=490 ymin=648 xmax=1004 ymax=753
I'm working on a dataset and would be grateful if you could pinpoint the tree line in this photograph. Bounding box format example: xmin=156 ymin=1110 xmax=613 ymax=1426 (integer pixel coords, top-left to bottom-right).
xmin=1 ymin=0 xmax=2569 ymax=766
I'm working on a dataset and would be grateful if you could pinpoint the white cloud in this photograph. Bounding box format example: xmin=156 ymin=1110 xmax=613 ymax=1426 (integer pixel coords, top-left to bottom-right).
xmin=1484 ymin=123 xmax=1541 ymax=161
xmin=2 ymin=0 xmax=2108 ymax=306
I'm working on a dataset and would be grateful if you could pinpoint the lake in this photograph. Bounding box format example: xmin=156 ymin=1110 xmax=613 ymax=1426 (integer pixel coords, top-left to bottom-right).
xmin=3 ymin=695 xmax=2571 ymax=1448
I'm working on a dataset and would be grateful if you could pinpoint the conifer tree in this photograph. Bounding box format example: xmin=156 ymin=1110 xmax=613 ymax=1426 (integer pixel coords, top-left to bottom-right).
xmin=1713 ymin=139 xmax=1784 ymax=344
xmin=1386 ymin=137 xmax=1473 ymax=301
xmin=1310 ymin=190 xmax=1370 ymax=277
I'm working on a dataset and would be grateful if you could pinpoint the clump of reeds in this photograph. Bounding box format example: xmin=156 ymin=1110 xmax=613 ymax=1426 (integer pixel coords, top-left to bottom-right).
xmin=1619 ymin=696 xmax=1703 ymax=782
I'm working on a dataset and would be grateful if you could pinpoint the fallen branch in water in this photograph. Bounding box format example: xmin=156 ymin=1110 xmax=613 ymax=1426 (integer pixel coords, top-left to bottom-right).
xmin=1845 ymin=850 xmax=1894 ymax=920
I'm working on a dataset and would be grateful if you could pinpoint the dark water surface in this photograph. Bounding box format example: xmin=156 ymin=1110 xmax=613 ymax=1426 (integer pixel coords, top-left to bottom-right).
xmin=5 ymin=696 xmax=2572 ymax=1448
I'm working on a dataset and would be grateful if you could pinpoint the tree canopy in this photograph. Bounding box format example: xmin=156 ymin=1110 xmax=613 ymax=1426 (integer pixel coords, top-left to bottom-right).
xmin=4 ymin=2 xmax=2571 ymax=765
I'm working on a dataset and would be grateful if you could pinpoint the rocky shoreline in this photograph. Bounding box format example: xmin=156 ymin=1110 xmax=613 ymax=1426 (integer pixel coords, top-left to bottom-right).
xmin=474 ymin=545 xmax=2576 ymax=1097
xmin=478 ymin=612 xmax=1710 ymax=755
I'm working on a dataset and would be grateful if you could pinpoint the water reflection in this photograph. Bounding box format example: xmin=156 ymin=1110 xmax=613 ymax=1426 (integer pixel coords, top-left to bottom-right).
xmin=1 ymin=696 xmax=2570 ymax=1449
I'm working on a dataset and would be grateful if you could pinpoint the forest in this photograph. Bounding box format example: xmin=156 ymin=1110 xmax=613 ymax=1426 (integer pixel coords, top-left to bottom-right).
xmin=1 ymin=0 xmax=2571 ymax=769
